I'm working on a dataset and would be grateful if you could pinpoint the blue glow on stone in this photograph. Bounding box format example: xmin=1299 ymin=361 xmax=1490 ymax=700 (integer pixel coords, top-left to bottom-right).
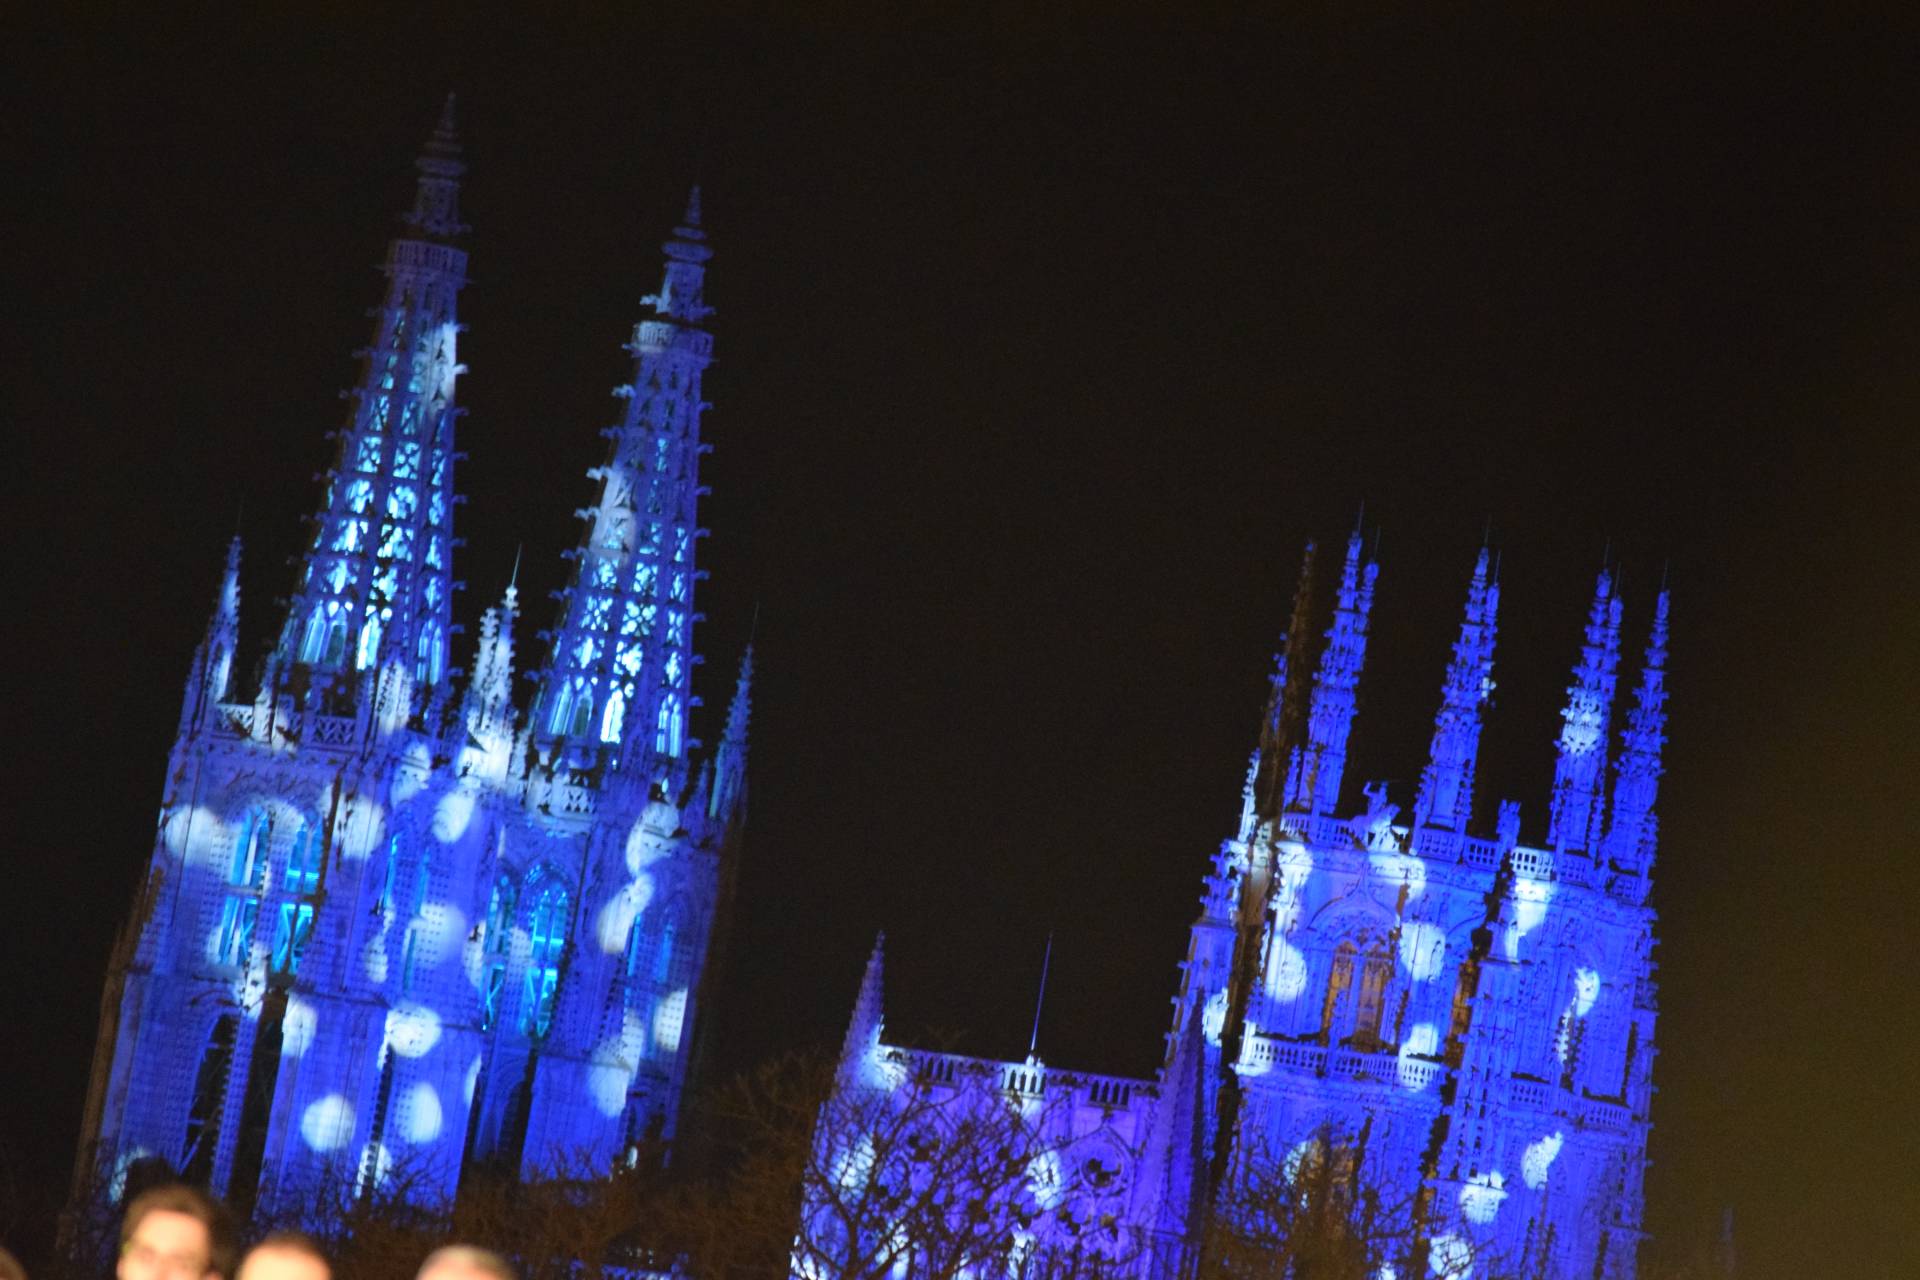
xmin=1521 ymin=1131 xmax=1564 ymax=1190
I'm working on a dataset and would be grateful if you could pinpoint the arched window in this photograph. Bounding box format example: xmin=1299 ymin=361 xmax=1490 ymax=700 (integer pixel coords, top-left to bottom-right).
xmin=1352 ymin=947 xmax=1393 ymax=1049
xmin=399 ymin=848 xmax=433 ymax=996
xmin=655 ymin=693 xmax=683 ymax=757
xmin=323 ymin=616 xmax=348 ymax=668
xmin=299 ymin=610 xmax=328 ymax=665
xmin=284 ymin=827 xmax=320 ymax=896
xmin=480 ymin=874 xmax=517 ymax=1031
xmin=1320 ymin=942 xmax=1355 ymax=1039
xmin=217 ymin=812 xmax=271 ymax=966
xmin=522 ymin=877 xmax=570 ymax=1037
xmin=180 ymin=1016 xmax=237 ymax=1186
xmin=1448 ymin=956 xmax=1480 ymax=1060
xmin=415 ymin=624 xmax=444 ymax=686
xmin=601 ymin=687 xmax=627 ymax=744
xmin=355 ymin=613 xmax=384 ymax=671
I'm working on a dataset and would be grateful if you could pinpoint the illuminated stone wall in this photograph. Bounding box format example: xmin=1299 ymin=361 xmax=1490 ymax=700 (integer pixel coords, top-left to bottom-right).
xmin=833 ymin=544 xmax=1667 ymax=1279
xmin=77 ymin=110 xmax=749 ymax=1217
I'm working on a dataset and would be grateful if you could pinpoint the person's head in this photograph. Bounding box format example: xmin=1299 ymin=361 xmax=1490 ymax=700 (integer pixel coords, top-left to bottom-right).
xmin=235 ymin=1234 xmax=329 ymax=1280
xmin=415 ymin=1245 xmax=515 ymax=1280
xmin=119 ymin=1185 xmax=238 ymax=1280
xmin=0 ymin=1244 xmax=27 ymax=1280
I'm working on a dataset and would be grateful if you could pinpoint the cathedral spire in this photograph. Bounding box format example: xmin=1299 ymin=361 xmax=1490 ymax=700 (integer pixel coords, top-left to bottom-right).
xmin=1250 ymin=542 xmax=1317 ymax=822
xmin=536 ymin=197 xmax=715 ymax=769
xmin=838 ymin=933 xmax=887 ymax=1086
xmin=1548 ymin=566 xmax=1624 ymax=851
xmin=462 ymin=579 xmax=520 ymax=778
xmin=206 ymin=536 xmax=244 ymax=704
xmin=277 ymin=102 xmax=467 ymax=706
xmin=1289 ymin=527 xmax=1378 ymax=815
xmin=1606 ymin=589 xmax=1669 ymax=880
xmin=708 ymin=645 xmax=753 ymax=825
xmin=1414 ymin=546 xmax=1500 ymax=832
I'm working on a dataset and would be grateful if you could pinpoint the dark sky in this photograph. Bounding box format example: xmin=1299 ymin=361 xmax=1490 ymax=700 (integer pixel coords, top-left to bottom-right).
xmin=5 ymin=7 xmax=1917 ymax=1277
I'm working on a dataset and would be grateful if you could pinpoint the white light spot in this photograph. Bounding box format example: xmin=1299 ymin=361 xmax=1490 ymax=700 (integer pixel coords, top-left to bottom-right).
xmin=1203 ymin=989 xmax=1229 ymax=1046
xmin=625 ymin=816 xmax=675 ymax=875
xmin=384 ymin=1004 xmax=442 ymax=1058
xmin=1027 ymin=1150 xmax=1066 ymax=1210
xmin=1459 ymin=1170 xmax=1506 ymax=1224
xmin=1398 ymin=922 xmax=1446 ymax=981
xmin=1265 ymin=938 xmax=1309 ymax=1002
xmin=282 ymin=996 xmax=317 ymax=1058
xmin=1504 ymin=874 xmax=1554 ymax=960
xmin=595 ymin=874 xmax=656 ymax=955
xmin=391 ymin=744 xmax=433 ymax=805
xmin=1396 ymin=1023 xmax=1439 ymax=1090
xmin=363 ymin=930 xmax=389 ymax=984
xmin=588 ymin=1009 xmax=649 ymax=1117
xmin=1369 ymin=850 xmax=1426 ymax=899
xmin=652 ymin=988 xmax=689 ymax=1055
xmin=1573 ymin=967 xmax=1601 ymax=1017
xmin=338 ymin=802 xmax=386 ymax=862
xmin=432 ymin=786 xmax=476 ymax=843
xmin=834 ymin=1135 xmax=876 ymax=1192
xmin=465 ymin=1055 xmax=483 ymax=1108
xmin=111 ymin=1147 xmax=154 ymax=1200
xmin=302 ymin=1095 xmax=355 ymax=1151
xmin=400 ymin=1083 xmax=443 ymax=1144
xmin=409 ymin=901 xmax=465 ymax=970
xmin=358 ymin=1142 xmax=394 ymax=1190
xmin=1429 ymin=1233 xmax=1473 ymax=1279
xmin=1521 ymin=1132 xmax=1563 ymax=1190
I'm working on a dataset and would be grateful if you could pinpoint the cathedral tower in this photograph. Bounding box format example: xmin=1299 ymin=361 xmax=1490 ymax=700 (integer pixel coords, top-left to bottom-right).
xmin=74 ymin=108 xmax=749 ymax=1220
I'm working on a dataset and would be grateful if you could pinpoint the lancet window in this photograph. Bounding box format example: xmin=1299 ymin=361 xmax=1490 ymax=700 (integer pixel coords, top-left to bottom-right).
xmin=180 ymin=1015 xmax=237 ymax=1186
xmin=479 ymin=874 xmax=517 ymax=1031
xmin=522 ymin=874 xmax=570 ymax=1037
xmin=216 ymin=812 xmax=273 ymax=967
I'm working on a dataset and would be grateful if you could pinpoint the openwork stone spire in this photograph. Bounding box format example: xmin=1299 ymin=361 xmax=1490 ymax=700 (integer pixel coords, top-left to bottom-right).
xmin=206 ymin=536 xmax=244 ymax=703
xmin=1250 ymin=542 xmax=1317 ymax=823
xmin=1607 ymin=588 xmax=1669 ymax=880
xmin=279 ymin=102 xmax=467 ymax=700
xmin=1289 ymin=529 xmax=1378 ymax=815
xmin=1548 ymin=567 xmax=1624 ymax=851
xmin=709 ymin=645 xmax=753 ymax=824
xmin=1415 ymin=546 xmax=1500 ymax=832
xmin=537 ymin=190 xmax=714 ymax=770
xmin=838 ymin=933 xmax=887 ymax=1087
xmin=462 ymin=579 xmax=519 ymax=779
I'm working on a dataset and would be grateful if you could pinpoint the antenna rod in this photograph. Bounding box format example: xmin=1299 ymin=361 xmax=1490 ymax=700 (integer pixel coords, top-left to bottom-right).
xmin=1028 ymin=933 xmax=1054 ymax=1059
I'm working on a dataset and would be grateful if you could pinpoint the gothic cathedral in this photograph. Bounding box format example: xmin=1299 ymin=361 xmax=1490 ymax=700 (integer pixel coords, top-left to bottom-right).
xmin=74 ymin=103 xmax=750 ymax=1216
xmin=830 ymin=539 xmax=1665 ymax=1279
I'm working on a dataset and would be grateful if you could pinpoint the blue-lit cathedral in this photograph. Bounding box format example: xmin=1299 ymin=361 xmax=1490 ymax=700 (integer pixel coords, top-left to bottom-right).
xmin=75 ymin=103 xmax=750 ymax=1216
xmin=829 ymin=535 xmax=1668 ymax=1279
xmin=77 ymin=106 xmax=1671 ymax=1280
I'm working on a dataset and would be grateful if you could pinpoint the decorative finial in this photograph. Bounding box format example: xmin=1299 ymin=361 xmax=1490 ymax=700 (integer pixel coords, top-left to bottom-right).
xmin=683 ymin=184 xmax=703 ymax=230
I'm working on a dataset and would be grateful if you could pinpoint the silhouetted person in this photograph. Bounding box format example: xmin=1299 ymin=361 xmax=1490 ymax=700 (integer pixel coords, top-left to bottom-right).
xmin=118 ymin=1186 xmax=238 ymax=1280
xmin=236 ymin=1234 xmax=329 ymax=1280
xmin=415 ymin=1246 xmax=516 ymax=1280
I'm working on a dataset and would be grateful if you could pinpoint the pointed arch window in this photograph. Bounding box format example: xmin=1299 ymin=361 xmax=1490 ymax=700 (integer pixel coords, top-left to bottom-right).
xmin=399 ymin=848 xmax=434 ymax=997
xmin=1320 ymin=942 xmax=1355 ymax=1039
xmin=416 ymin=624 xmax=445 ymax=686
xmin=216 ymin=812 xmax=272 ymax=967
xmin=480 ymin=874 xmax=518 ymax=1031
xmin=1352 ymin=947 xmax=1393 ymax=1049
xmin=655 ymin=693 xmax=683 ymax=757
xmin=522 ymin=876 xmax=570 ymax=1038
xmin=356 ymin=613 xmax=384 ymax=671
xmin=180 ymin=1015 xmax=238 ymax=1186
xmin=300 ymin=610 xmax=328 ymax=665
xmin=600 ymin=688 xmax=627 ymax=745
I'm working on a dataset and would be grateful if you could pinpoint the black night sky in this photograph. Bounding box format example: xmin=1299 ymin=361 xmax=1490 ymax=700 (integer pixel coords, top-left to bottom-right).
xmin=4 ymin=8 xmax=1917 ymax=1277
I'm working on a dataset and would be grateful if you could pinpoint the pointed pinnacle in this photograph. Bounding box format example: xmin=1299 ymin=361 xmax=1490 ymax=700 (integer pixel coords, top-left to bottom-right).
xmin=683 ymin=184 xmax=703 ymax=229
